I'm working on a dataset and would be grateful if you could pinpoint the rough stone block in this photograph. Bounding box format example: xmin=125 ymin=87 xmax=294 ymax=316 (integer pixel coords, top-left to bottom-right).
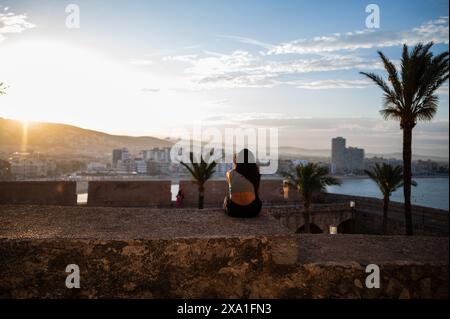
xmin=0 ymin=181 xmax=77 ymax=206
xmin=87 ymin=181 xmax=171 ymax=207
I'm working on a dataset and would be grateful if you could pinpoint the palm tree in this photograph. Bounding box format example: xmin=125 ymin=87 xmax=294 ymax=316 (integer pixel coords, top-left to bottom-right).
xmin=283 ymin=163 xmax=341 ymax=233
xmin=180 ymin=150 xmax=217 ymax=209
xmin=365 ymin=163 xmax=417 ymax=235
xmin=361 ymin=42 xmax=449 ymax=235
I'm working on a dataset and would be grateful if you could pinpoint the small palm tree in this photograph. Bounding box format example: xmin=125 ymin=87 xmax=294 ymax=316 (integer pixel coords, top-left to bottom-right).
xmin=283 ymin=163 xmax=341 ymax=233
xmin=365 ymin=163 xmax=417 ymax=235
xmin=361 ymin=42 xmax=449 ymax=235
xmin=180 ymin=150 xmax=217 ymax=209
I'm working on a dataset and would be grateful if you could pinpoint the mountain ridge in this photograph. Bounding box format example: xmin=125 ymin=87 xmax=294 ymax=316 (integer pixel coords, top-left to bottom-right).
xmin=0 ymin=118 xmax=173 ymax=159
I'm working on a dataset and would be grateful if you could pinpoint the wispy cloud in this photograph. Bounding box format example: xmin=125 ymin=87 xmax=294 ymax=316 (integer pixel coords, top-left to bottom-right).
xmin=291 ymin=79 xmax=373 ymax=90
xmin=162 ymin=50 xmax=382 ymax=89
xmin=141 ymin=87 xmax=160 ymax=93
xmin=268 ymin=17 xmax=449 ymax=55
xmin=147 ymin=17 xmax=448 ymax=91
xmin=218 ymin=35 xmax=275 ymax=50
xmin=129 ymin=59 xmax=154 ymax=66
xmin=0 ymin=10 xmax=35 ymax=43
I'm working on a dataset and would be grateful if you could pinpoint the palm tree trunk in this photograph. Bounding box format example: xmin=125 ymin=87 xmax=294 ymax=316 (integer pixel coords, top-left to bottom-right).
xmin=403 ymin=127 xmax=413 ymax=236
xmin=198 ymin=185 xmax=205 ymax=209
xmin=303 ymin=201 xmax=311 ymax=233
xmin=382 ymin=196 xmax=389 ymax=235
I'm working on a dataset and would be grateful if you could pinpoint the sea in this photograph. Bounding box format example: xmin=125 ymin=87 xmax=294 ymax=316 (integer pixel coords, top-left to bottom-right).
xmin=327 ymin=177 xmax=449 ymax=211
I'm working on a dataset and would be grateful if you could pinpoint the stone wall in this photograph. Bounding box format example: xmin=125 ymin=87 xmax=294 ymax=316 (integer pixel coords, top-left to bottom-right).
xmin=0 ymin=181 xmax=77 ymax=206
xmin=0 ymin=205 xmax=448 ymax=299
xmin=179 ymin=180 xmax=228 ymax=207
xmin=0 ymin=235 xmax=447 ymax=299
xmin=319 ymin=193 xmax=449 ymax=236
xmin=87 ymin=181 xmax=172 ymax=207
xmin=266 ymin=204 xmax=352 ymax=233
xmin=179 ymin=179 xmax=302 ymax=207
xmin=258 ymin=179 xmax=301 ymax=204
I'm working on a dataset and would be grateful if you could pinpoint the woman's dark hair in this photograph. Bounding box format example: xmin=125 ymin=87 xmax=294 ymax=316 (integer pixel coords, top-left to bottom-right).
xmin=234 ymin=148 xmax=261 ymax=192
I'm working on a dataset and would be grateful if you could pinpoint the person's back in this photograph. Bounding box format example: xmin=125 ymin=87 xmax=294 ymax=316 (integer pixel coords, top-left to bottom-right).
xmin=223 ymin=149 xmax=262 ymax=218
xmin=227 ymin=169 xmax=256 ymax=205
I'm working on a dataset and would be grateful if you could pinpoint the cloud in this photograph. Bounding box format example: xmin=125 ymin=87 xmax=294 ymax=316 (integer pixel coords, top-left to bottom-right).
xmin=141 ymin=88 xmax=160 ymax=93
xmin=268 ymin=17 xmax=449 ymax=55
xmin=0 ymin=11 xmax=35 ymax=43
xmin=155 ymin=17 xmax=447 ymax=91
xmin=129 ymin=59 xmax=154 ymax=66
xmin=163 ymin=54 xmax=199 ymax=63
xmin=291 ymin=79 xmax=373 ymax=89
xmin=164 ymin=50 xmax=382 ymax=89
xmin=218 ymin=35 xmax=275 ymax=50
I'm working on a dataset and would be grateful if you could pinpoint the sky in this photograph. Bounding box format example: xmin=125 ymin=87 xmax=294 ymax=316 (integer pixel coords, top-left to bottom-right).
xmin=0 ymin=0 xmax=448 ymax=157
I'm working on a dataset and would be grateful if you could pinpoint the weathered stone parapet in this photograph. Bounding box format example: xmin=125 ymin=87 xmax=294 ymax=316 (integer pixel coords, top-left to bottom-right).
xmin=266 ymin=204 xmax=352 ymax=234
xmin=0 ymin=206 xmax=447 ymax=299
xmin=0 ymin=235 xmax=447 ymax=299
xmin=87 ymin=181 xmax=172 ymax=207
xmin=0 ymin=181 xmax=77 ymax=206
xmin=179 ymin=180 xmax=228 ymax=207
xmin=319 ymin=193 xmax=449 ymax=236
xmin=179 ymin=179 xmax=302 ymax=207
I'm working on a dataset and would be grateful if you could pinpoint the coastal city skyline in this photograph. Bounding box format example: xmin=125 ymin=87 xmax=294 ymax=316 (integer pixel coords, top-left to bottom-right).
xmin=0 ymin=0 xmax=448 ymax=157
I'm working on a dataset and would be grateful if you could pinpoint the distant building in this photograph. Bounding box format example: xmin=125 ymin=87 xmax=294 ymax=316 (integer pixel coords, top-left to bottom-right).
xmin=141 ymin=148 xmax=171 ymax=162
xmin=8 ymin=152 xmax=56 ymax=178
xmin=115 ymin=159 xmax=135 ymax=174
xmin=331 ymin=137 xmax=365 ymax=174
xmin=364 ymin=157 xmax=402 ymax=171
xmin=134 ymin=158 xmax=148 ymax=175
xmin=139 ymin=147 xmax=173 ymax=176
xmin=10 ymin=158 xmax=56 ymax=178
xmin=112 ymin=148 xmax=134 ymax=174
xmin=0 ymin=159 xmax=12 ymax=180
xmin=87 ymin=162 xmax=108 ymax=173
xmin=112 ymin=148 xmax=131 ymax=168
xmin=331 ymin=137 xmax=347 ymax=173
xmin=345 ymin=147 xmax=365 ymax=172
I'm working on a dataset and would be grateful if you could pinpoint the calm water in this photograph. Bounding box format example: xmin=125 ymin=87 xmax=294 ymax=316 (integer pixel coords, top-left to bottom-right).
xmin=78 ymin=177 xmax=449 ymax=211
xmin=327 ymin=177 xmax=449 ymax=211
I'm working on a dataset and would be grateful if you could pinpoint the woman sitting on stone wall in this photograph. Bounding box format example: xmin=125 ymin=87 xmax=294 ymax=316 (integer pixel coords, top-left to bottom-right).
xmin=223 ymin=148 xmax=262 ymax=218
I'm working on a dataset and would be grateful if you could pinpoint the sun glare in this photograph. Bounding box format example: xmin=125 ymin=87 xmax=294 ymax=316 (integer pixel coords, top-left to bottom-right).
xmin=21 ymin=120 xmax=29 ymax=152
xmin=0 ymin=39 xmax=203 ymax=135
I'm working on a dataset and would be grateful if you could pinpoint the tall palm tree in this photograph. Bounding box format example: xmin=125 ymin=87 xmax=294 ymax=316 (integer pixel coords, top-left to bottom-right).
xmin=361 ymin=42 xmax=449 ymax=235
xmin=180 ymin=150 xmax=217 ymax=209
xmin=283 ymin=163 xmax=341 ymax=233
xmin=365 ymin=163 xmax=417 ymax=235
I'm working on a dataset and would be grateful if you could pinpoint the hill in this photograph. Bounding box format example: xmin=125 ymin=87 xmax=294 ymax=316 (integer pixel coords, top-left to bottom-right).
xmin=0 ymin=118 xmax=172 ymax=159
